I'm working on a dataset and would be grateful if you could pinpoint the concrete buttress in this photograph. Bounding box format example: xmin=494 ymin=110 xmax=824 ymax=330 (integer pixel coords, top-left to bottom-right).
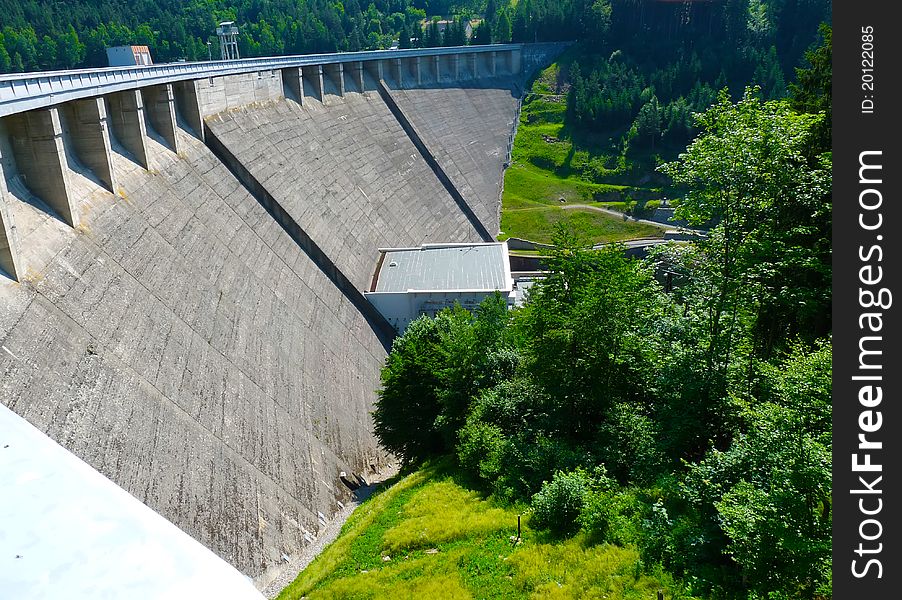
xmin=4 ymin=108 xmax=77 ymax=227
xmin=106 ymin=90 xmax=150 ymax=169
xmin=143 ymin=84 xmax=181 ymax=154
xmin=60 ymin=97 xmax=117 ymax=193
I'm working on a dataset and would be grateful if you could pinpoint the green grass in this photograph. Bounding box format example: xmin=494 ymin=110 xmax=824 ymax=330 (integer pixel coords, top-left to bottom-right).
xmin=500 ymin=188 xmax=665 ymax=246
xmin=500 ymin=61 xmax=676 ymax=245
xmin=277 ymin=465 xmax=693 ymax=600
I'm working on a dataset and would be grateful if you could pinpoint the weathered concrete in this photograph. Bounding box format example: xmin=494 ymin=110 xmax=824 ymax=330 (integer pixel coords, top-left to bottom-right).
xmin=388 ymin=80 xmax=522 ymax=235
xmin=411 ymin=57 xmax=422 ymax=87
xmin=106 ymin=90 xmax=149 ymax=169
xmin=281 ymin=67 xmax=303 ymax=105
xmin=0 ymin=126 xmax=390 ymax=590
xmin=195 ymin=71 xmax=284 ymax=117
xmin=202 ymin=121 xmax=396 ymax=344
xmin=388 ymin=59 xmax=403 ymax=88
xmin=376 ymin=82 xmax=493 ymax=242
xmin=301 ymin=66 xmax=324 ymax=103
xmin=3 ymin=108 xmax=77 ymax=228
xmin=351 ymin=62 xmax=366 ymax=94
xmin=0 ymin=166 xmax=22 ymax=279
xmin=143 ymin=84 xmax=181 ymax=154
xmin=0 ymin=43 xmax=570 ymax=595
xmin=364 ymin=60 xmax=383 ymax=88
xmin=431 ymin=55 xmax=441 ymax=84
xmin=323 ymin=64 xmax=345 ymax=101
xmin=173 ymin=79 xmax=205 ymax=141
xmin=59 ymin=98 xmax=117 ymax=194
xmin=205 ymin=93 xmax=484 ymax=291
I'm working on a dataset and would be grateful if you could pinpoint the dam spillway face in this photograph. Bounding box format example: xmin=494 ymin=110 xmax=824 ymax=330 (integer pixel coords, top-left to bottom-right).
xmin=204 ymin=90 xmax=484 ymax=290
xmin=0 ymin=44 xmax=566 ymax=588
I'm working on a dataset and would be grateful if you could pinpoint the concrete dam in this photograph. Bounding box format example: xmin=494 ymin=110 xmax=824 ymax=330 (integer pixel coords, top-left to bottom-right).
xmin=0 ymin=44 xmax=564 ymax=588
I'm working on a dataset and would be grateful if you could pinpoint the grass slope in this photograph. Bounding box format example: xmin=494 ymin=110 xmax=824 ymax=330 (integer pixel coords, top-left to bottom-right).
xmin=278 ymin=465 xmax=691 ymax=600
xmin=499 ymin=61 xmax=670 ymax=245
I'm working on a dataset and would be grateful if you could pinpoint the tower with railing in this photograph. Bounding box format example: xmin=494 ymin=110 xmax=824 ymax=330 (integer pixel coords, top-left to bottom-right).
xmin=216 ymin=22 xmax=240 ymax=60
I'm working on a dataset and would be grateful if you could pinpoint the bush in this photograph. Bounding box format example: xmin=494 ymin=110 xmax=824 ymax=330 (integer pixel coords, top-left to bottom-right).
xmin=595 ymin=402 xmax=664 ymax=485
xmin=497 ymin=434 xmax=591 ymax=501
xmin=530 ymin=469 xmax=591 ymax=535
xmin=456 ymin=418 xmax=506 ymax=483
xmin=580 ymin=487 xmax=645 ymax=546
xmin=468 ymin=378 xmax=545 ymax=432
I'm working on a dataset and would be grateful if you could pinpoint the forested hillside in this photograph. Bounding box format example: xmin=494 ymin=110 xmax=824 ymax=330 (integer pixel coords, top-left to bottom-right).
xmin=0 ymin=0 xmax=570 ymax=72
xmin=0 ymin=1 xmax=829 ymax=74
xmin=377 ymin=76 xmax=833 ymax=600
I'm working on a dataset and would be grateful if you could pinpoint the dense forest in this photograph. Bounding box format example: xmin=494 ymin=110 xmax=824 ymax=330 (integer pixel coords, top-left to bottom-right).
xmin=4 ymin=0 xmax=833 ymax=596
xmin=0 ymin=0 xmax=828 ymax=76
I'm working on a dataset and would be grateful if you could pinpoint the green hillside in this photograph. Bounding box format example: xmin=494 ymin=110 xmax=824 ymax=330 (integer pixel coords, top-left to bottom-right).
xmin=278 ymin=464 xmax=693 ymax=600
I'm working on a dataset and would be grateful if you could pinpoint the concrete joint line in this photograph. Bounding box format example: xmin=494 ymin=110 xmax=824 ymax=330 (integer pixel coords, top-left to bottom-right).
xmin=374 ymin=80 xmax=493 ymax=243
xmin=201 ymin=122 xmax=395 ymax=348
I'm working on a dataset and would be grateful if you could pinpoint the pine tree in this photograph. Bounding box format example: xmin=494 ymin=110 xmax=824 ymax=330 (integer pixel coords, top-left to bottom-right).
xmin=399 ymin=21 xmax=411 ymax=49
xmin=495 ymin=10 xmax=512 ymax=43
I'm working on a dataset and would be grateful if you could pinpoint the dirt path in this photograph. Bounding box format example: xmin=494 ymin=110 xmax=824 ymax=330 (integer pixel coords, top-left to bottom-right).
xmin=559 ymin=203 xmax=673 ymax=230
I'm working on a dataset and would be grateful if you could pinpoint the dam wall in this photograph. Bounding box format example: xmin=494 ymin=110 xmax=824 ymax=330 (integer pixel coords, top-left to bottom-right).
xmin=203 ymin=90 xmax=484 ymax=291
xmin=0 ymin=43 xmax=567 ymax=590
xmin=387 ymin=82 xmax=522 ymax=236
xmin=0 ymin=125 xmax=389 ymax=585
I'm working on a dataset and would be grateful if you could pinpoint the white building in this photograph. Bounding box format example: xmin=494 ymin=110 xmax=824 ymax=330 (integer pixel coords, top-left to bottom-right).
xmin=106 ymin=45 xmax=153 ymax=67
xmin=365 ymin=242 xmax=515 ymax=333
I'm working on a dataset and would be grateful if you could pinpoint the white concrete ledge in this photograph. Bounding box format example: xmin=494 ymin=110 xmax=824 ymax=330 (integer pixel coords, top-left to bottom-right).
xmin=0 ymin=404 xmax=265 ymax=600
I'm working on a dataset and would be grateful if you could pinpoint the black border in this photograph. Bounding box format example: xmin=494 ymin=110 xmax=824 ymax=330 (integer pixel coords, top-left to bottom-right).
xmin=833 ymin=1 xmax=901 ymax=594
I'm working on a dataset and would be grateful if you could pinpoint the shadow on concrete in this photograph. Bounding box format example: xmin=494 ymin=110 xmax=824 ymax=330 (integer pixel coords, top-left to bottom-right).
xmin=4 ymin=176 xmax=71 ymax=229
xmin=203 ymin=122 xmax=397 ymax=352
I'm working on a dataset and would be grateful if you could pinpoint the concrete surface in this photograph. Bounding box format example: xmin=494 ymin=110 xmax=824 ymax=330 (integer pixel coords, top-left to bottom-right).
xmin=0 ymin=52 xmax=553 ymax=596
xmin=388 ymin=80 xmax=522 ymax=236
xmin=3 ymin=108 xmax=77 ymax=227
xmin=0 ymin=403 xmax=265 ymax=600
xmin=205 ymin=92 xmax=484 ymax=291
xmin=0 ymin=124 xmax=391 ymax=589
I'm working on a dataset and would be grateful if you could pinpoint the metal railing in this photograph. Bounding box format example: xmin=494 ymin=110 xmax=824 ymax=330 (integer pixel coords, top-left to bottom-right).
xmin=0 ymin=44 xmax=524 ymax=118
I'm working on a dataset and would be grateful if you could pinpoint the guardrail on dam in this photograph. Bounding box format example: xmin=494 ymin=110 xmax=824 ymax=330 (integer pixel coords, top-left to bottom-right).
xmin=0 ymin=42 xmax=566 ymax=589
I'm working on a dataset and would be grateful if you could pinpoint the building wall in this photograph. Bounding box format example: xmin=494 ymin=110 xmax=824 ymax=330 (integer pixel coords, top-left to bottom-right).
xmin=366 ymin=289 xmax=513 ymax=333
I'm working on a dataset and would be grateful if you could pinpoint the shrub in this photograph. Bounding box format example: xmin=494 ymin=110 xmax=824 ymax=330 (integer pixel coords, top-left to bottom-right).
xmin=497 ymin=434 xmax=591 ymax=500
xmin=456 ymin=418 xmax=506 ymax=483
xmin=468 ymin=378 xmax=545 ymax=432
xmin=595 ymin=401 xmax=664 ymax=485
xmin=530 ymin=468 xmax=591 ymax=535
xmin=579 ymin=487 xmax=645 ymax=546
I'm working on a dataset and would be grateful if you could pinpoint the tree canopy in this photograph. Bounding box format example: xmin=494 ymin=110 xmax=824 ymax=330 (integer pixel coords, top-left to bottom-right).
xmin=374 ymin=84 xmax=832 ymax=598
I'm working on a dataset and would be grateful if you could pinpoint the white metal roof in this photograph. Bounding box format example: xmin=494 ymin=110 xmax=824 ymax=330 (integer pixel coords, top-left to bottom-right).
xmin=373 ymin=242 xmax=511 ymax=293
